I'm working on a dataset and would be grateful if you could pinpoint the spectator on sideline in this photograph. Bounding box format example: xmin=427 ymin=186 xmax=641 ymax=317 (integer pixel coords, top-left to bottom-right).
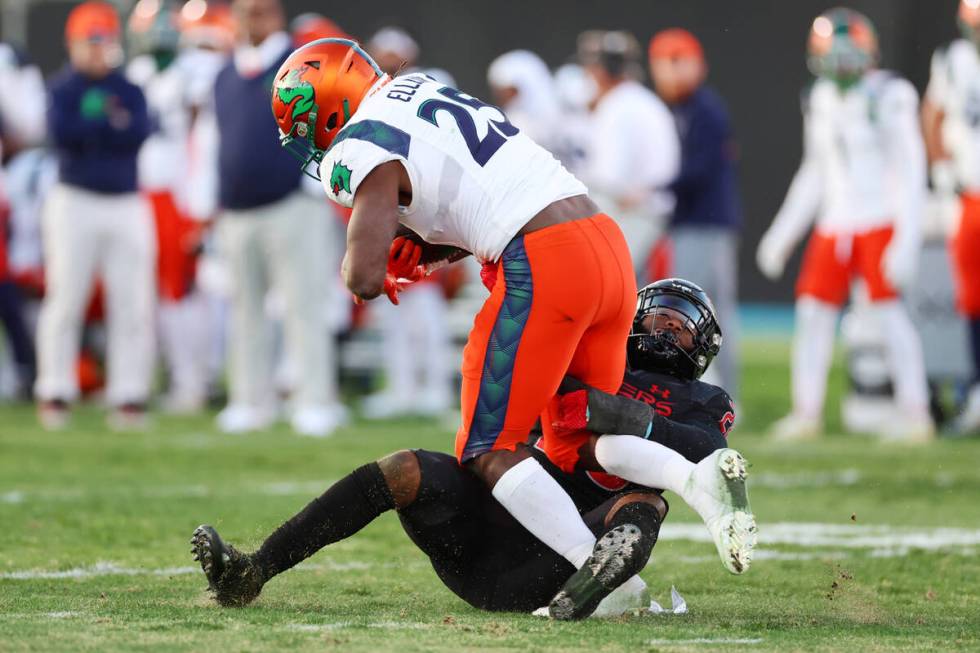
xmin=0 ymin=43 xmax=46 ymax=399
xmin=649 ymin=28 xmax=742 ymax=397
xmin=35 ymin=1 xmax=155 ymax=429
xmin=209 ymin=0 xmax=345 ymax=436
xmin=578 ymin=30 xmax=680 ymax=283
xmin=487 ymin=49 xmax=563 ymax=154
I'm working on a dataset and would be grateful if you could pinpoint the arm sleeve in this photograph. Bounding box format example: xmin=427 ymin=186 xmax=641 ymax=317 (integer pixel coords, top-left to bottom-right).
xmin=319 ymin=138 xmax=406 ymax=209
xmin=585 ymin=107 xmax=635 ymax=198
xmin=648 ymin=389 xmax=734 ymax=463
xmin=924 ymin=47 xmax=949 ymax=106
xmin=649 ymin=414 xmax=727 ymax=463
xmin=47 ymin=83 xmax=93 ymax=150
xmin=881 ymin=80 xmax=927 ymax=248
xmin=640 ymin=103 xmax=681 ymax=190
xmin=184 ymin=106 xmax=220 ymax=220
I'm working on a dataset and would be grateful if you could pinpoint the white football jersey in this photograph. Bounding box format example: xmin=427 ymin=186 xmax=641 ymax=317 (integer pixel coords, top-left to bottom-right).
xmin=127 ymin=55 xmax=192 ymax=198
xmin=801 ymin=72 xmax=924 ymax=233
xmin=318 ymin=73 xmax=587 ymax=262
xmin=926 ymin=39 xmax=980 ymax=191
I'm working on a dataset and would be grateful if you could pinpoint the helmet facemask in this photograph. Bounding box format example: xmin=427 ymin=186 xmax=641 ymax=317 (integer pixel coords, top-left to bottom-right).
xmin=626 ymin=284 xmax=722 ymax=380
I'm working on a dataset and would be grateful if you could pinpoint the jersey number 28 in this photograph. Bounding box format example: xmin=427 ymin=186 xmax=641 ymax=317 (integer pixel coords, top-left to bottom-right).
xmin=417 ymin=87 xmax=519 ymax=166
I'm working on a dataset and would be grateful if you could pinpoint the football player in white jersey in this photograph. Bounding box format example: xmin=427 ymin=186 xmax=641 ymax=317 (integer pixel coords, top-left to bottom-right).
xmin=270 ymin=39 xmax=755 ymax=616
xmin=757 ymin=8 xmax=933 ymax=442
xmin=922 ymin=0 xmax=980 ymax=434
xmin=127 ymin=0 xmax=213 ymax=413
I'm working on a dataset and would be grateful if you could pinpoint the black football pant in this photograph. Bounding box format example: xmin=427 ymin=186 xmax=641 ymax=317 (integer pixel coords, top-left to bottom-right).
xmin=399 ymin=450 xmax=632 ymax=612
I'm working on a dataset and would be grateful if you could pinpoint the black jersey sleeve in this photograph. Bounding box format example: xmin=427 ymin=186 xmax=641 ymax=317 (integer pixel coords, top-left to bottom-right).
xmin=650 ymin=385 xmax=735 ymax=462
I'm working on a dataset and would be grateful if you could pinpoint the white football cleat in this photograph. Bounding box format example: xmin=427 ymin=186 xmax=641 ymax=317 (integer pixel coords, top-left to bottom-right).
xmin=360 ymin=391 xmax=413 ymax=420
xmin=290 ymin=403 xmax=348 ymax=438
xmin=216 ymin=404 xmax=276 ymax=434
xmin=769 ymin=413 xmax=822 ymax=442
xmin=683 ymin=448 xmax=757 ymax=575
xmin=876 ymin=411 xmax=935 ymax=444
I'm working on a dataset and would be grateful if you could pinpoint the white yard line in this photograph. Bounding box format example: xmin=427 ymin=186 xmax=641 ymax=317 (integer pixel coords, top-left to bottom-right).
xmin=3 ymin=523 xmax=978 ymax=581
xmin=648 ymin=638 xmax=763 ymax=645
xmin=752 ymin=469 xmax=861 ymax=488
xmin=285 ymin=621 xmax=432 ymax=632
xmin=0 ymin=558 xmax=389 ymax=580
xmin=659 ymin=522 xmax=980 ymax=550
xmin=0 ymin=480 xmax=334 ymax=503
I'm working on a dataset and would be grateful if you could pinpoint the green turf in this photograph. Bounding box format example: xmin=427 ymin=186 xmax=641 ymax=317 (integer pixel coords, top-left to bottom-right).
xmin=2 ymin=340 xmax=979 ymax=652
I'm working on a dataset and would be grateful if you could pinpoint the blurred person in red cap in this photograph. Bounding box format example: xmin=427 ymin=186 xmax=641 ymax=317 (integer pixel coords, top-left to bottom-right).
xmin=290 ymin=13 xmax=348 ymax=48
xmin=34 ymin=1 xmax=155 ymax=430
xmin=648 ymin=28 xmax=742 ymax=398
xmin=577 ymin=30 xmax=680 ymax=284
xmin=922 ymin=0 xmax=980 ymax=435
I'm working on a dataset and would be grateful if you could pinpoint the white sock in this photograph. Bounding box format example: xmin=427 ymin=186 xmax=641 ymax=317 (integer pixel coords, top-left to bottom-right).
xmin=594 ymin=434 xmax=694 ymax=495
xmin=792 ymin=297 xmax=839 ymax=420
xmin=492 ymin=457 xmax=596 ymax=568
xmin=871 ymin=301 xmax=930 ymax=415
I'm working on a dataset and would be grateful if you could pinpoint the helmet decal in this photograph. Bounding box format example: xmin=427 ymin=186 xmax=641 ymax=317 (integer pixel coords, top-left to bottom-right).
xmin=276 ymin=69 xmax=315 ymax=120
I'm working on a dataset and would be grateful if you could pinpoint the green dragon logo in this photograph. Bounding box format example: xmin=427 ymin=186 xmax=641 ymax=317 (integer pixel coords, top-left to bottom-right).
xmin=276 ymin=69 xmax=315 ymax=120
xmin=330 ymin=162 xmax=353 ymax=195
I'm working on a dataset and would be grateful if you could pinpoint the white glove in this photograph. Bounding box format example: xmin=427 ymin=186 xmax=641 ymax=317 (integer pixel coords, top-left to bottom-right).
xmin=756 ymin=230 xmax=791 ymax=281
xmin=881 ymin=236 xmax=918 ymax=291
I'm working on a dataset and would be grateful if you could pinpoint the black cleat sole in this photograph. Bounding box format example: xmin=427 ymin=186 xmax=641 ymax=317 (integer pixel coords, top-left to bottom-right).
xmin=549 ymin=524 xmax=645 ymax=621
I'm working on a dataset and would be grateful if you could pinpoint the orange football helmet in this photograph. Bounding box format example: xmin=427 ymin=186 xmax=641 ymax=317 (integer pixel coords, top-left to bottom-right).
xmin=960 ymin=0 xmax=980 ymax=43
xmin=272 ymin=38 xmax=387 ymax=178
xmin=807 ymin=7 xmax=877 ymax=87
xmin=178 ymin=0 xmax=236 ymax=52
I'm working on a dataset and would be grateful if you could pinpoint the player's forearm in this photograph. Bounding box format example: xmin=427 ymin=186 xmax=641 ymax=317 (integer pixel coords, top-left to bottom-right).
xmin=556 ymin=379 xmax=726 ymax=463
xmin=921 ymin=100 xmax=950 ymax=164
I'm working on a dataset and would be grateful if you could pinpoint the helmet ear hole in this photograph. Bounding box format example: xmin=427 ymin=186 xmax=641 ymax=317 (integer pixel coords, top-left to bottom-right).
xmin=325 ymin=112 xmax=338 ymax=130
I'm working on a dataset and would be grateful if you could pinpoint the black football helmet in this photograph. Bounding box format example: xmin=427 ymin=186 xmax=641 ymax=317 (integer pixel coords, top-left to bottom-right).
xmin=626 ymin=278 xmax=722 ymax=380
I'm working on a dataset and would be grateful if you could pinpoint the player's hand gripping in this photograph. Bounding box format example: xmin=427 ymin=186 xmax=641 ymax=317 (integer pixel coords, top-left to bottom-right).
xmin=380 ymin=237 xmax=427 ymax=305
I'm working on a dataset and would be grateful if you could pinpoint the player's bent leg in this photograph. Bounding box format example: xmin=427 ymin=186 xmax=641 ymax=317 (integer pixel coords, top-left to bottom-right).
xmin=191 ymin=454 xmax=412 ymax=606
xmin=594 ymin=436 xmax=757 ymax=574
xmin=548 ymin=493 xmax=665 ymax=620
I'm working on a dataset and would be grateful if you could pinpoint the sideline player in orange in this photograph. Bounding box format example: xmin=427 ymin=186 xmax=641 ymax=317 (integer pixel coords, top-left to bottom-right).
xmin=270 ymin=39 xmax=753 ymax=613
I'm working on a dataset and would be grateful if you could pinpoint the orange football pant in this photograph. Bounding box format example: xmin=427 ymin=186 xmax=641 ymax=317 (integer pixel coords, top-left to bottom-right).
xmin=454 ymin=214 xmax=636 ymax=472
xmin=796 ymin=225 xmax=898 ymax=305
xmin=951 ymin=193 xmax=980 ymax=318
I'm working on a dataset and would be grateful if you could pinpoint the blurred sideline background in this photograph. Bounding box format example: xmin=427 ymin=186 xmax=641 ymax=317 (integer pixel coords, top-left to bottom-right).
xmin=0 ymin=0 xmax=959 ymax=303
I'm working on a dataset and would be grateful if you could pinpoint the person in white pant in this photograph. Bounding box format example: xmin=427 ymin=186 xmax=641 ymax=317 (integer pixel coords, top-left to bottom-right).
xmin=756 ymin=8 xmax=933 ymax=442
xmin=126 ymin=0 xmax=214 ymax=414
xmin=36 ymin=1 xmax=155 ymax=430
xmin=578 ymin=30 xmax=680 ymax=284
xmin=921 ymin=0 xmax=980 ymax=434
xmin=205 ymin=0 xmax=345 ymax=436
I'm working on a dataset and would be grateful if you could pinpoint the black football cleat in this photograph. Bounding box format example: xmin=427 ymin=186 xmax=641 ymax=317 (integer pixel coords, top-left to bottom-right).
xmin=548 ymin=524 xmax=650 ymax=621
xmin=190 ymin=525 xmax=264 ymax=607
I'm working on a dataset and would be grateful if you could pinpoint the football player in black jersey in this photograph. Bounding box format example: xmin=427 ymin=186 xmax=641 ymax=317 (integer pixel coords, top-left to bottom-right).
xmin=190 ymin=279 xmax=753 ymax=620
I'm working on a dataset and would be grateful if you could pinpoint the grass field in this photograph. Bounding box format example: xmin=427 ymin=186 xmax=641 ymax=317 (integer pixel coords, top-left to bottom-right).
xmin=2 ymin=340 xmax=979 ymax=652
